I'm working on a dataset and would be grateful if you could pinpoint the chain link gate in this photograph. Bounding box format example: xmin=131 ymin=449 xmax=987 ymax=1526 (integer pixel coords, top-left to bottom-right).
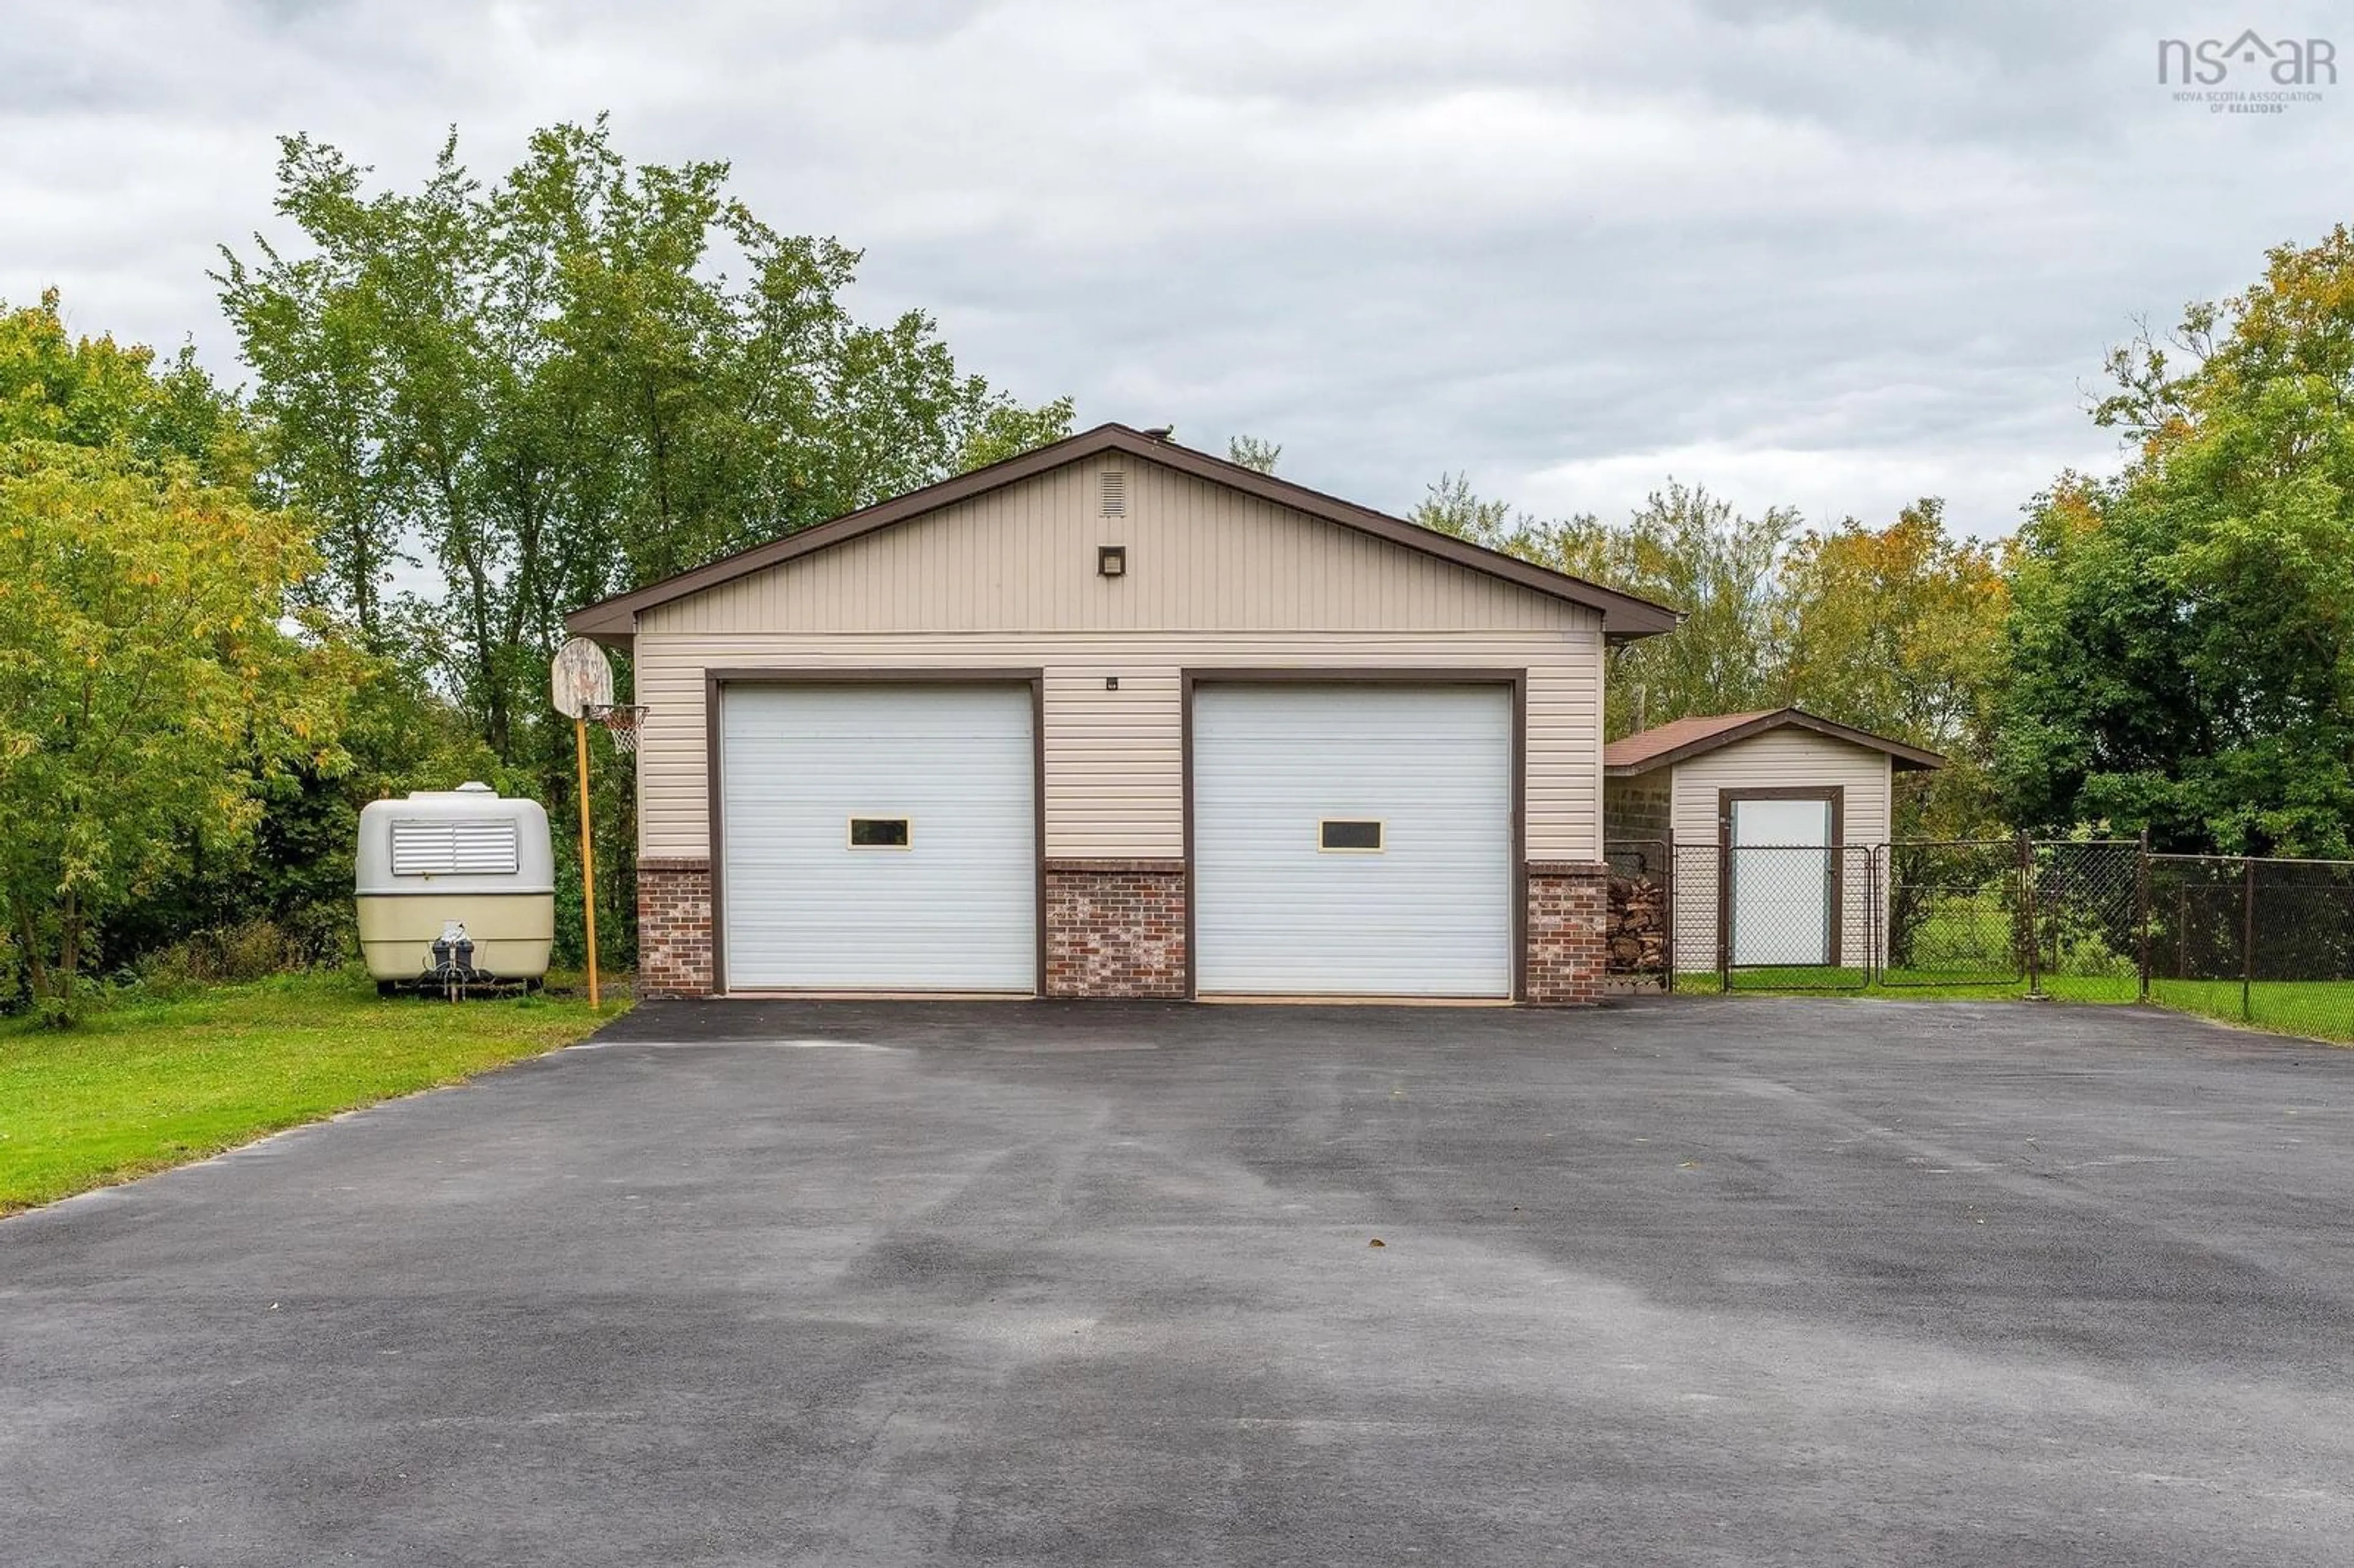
xmin=1880 ymin=839 xmax=2024 ymax=987
xmin=1720 ymin=843 xmax=1878 ymax=991
xmin=2026 ymin=839 xmax=2147 ymax=1001
xmin=1648 ymin=842 xmax=1878 ymax=992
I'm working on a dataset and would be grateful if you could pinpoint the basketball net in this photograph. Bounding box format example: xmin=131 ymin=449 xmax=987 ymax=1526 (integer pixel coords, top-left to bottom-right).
xmin=584 ymin=703 xmax=647 ymax=755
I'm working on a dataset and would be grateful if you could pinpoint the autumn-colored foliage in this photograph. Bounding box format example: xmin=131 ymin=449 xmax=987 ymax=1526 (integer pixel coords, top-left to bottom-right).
xmin=1414 ymin=479 xmax=2008 ymax=835
xmin=0 ymin=295 xmax=357 ymax=1014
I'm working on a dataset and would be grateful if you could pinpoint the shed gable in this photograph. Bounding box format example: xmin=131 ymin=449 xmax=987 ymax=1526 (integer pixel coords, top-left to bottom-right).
xmin=635 ymin=454 xmax=1600 ymax=637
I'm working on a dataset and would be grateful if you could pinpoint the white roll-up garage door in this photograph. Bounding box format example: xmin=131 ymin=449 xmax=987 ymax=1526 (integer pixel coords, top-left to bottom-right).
xmin=719 ymin=683 xmax=1036 ymax=992
xmin=1192 ymin=683 xmax=1514 ymax=997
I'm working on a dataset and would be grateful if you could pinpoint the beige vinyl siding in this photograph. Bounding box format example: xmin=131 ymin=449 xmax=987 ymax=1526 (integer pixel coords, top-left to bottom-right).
xmin=634 ymin=631 xmax=1602 ymax=861
xmin=1667 ymin=730 xmax=1894 ymax=848
xmin=1664 ymin=731 xmax=1894 ymax=971
xmin=626 ymin=451 xmax=1609 ymax=863
xmin=637 ymin=457 xmax=1593 ymax=636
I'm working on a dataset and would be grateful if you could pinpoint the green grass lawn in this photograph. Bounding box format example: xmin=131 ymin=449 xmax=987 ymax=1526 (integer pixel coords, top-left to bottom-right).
xmin=0 ymin=971 xmax=622 ymax=1215
xmin=1672 ymin=969 xmax=2354 ymax=1044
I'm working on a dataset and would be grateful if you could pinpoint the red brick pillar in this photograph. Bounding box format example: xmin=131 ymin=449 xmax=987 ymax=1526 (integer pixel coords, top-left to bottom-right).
xmin=636 ymin=858 xmax=714 ymax=997
xmin=1525 ymin=860 xmax=1610 ymax=1005
xmin=1043 ymin=859 xmax=1188 ymax=997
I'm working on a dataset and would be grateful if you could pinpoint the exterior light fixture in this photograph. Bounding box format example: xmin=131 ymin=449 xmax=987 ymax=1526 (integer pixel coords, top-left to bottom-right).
xmin=1098 ymin=544 xmax=1127 ymax=577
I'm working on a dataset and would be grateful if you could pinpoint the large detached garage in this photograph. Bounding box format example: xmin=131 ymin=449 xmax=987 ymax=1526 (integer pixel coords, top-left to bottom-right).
xmin=565 ymin=424 xmax=1678 ymax=1002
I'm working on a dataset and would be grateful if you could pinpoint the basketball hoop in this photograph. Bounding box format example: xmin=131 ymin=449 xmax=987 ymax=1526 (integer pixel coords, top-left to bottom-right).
xmin=548 ymin=636 xmax=627 ymax=1012
xmin=551 ymin=637 xmax=614 ymax=718
xmin=584 ymin=703 xmax=647 ymax=755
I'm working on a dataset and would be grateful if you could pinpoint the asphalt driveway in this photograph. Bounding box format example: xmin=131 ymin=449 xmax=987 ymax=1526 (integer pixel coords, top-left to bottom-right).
xmin=4 ymin=997 xmax=2353 ymax=1566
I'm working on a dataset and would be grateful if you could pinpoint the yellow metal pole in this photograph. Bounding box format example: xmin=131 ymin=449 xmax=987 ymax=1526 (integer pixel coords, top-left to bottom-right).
xmin=576 ymin=715 xmax=600 ymax=1010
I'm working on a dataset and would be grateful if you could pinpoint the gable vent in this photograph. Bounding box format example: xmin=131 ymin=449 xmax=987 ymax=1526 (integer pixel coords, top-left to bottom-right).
xmin=1099 ymin=468 xmax=1126 ymax=517
xmin=391 ymin=818 xmax=520 ymax=877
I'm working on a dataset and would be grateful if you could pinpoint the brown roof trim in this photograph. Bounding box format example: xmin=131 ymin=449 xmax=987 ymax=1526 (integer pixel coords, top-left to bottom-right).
xmin=562 ymin=423 xmax=1683 ymax=644
xmin=1604 ymin=708 xmax=1946 ymax=776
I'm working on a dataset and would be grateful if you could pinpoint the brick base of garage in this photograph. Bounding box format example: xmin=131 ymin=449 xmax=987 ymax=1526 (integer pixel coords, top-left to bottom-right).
xmin=633 ymin=858 xmax=1607 ymax=1002
xmin=1524 ymin=861 xmax=1611 ymax=1005
xmin=636 ymin=858 xmax=714 ymax=998
xmin=1044 ymin=859 xmax=1188 ymax=999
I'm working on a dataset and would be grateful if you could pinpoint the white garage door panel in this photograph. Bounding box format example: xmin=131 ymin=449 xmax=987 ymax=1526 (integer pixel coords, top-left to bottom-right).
xmin=1193 ymin=685 xmax=1513 ymax=997
xmin=722 ymin=685 xmax=1035 ymax=991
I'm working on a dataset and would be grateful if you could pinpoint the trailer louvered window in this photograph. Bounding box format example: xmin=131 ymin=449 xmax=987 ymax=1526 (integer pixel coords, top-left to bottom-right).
xmin=390 ymin=819 xmax=520 ymax=876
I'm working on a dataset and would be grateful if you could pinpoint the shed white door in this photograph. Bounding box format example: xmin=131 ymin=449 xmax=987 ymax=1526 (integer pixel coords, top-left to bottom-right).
xmin=1728 ymin=797 xmax=1833 ymax=967
xmin=720 ymin=683 xmax=1035 ymax=991
xmin=1192 ymin=684 xmax=1513 ymax=997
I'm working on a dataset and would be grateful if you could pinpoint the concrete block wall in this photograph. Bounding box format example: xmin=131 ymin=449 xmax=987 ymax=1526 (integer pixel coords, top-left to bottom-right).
xmin=1602 ymin=777 xmax=1672 ymax=844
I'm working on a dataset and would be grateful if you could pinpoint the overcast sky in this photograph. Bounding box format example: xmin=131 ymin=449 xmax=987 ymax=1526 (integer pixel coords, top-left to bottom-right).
xmin=7 ymin=1 xmax=2348 ymax=536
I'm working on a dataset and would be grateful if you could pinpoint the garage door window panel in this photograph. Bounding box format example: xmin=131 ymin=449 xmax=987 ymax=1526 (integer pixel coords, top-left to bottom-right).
xmin=1319 ymin=819 xmax=1385 ymax=853
xmin=848 ymin=816 xmax=913 ymax=849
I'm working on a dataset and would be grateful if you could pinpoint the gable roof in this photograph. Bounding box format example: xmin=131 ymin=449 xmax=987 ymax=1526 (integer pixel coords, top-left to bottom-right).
xmin=563 ymin=422 xmax=1682 ymax=644
xmin=1604 ymin=707 xmax=1945 ymax=775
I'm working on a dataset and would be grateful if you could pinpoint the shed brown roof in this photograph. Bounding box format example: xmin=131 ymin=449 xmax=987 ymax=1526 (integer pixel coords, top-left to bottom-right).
xmin=563 ymin=423 xmax=1683 ymax=645
xmin=1604 ymin=707 xmax=1945 ymax=775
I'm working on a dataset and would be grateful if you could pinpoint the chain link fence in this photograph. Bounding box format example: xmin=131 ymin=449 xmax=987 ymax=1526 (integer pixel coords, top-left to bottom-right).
xmin=1647 ymin=843 xmax=1876 ymax=993
xmin=1882 ymin=839 xmax=2022 ymax=986
xmin=2145 ymin=854 xmax=2354 ymax=1039
xmin=2027 ymin=839 xmax=2146 ymax=1001
xmin=1629 ymin=835 xmax=2354 ymax=1041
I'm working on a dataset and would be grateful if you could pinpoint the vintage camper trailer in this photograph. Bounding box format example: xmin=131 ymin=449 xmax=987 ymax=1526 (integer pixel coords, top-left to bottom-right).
xmin=356 ymin=783 xmax=555 ymax=989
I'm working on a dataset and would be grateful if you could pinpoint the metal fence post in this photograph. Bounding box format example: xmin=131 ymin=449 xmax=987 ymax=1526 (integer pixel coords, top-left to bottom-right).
xmin=2242 ymin=855 xmax=2256 ymax=1021
xmin=2019 ymin=832 xmax=2040 ymax=997
xmin=1717 ymin=840 xmax=1732 ymax=994
xmin=2136 ymin=827 xmax=2152 ymax=1003
xmin=1869 ymin=844 xmax=1881 ymax=985
xmin=1662 ymin=830 xmax=1676 ymax=995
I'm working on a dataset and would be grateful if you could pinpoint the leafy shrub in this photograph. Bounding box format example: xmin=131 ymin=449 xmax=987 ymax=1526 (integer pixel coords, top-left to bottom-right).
xmin=131 ymin=907 xmax=354 ymax=997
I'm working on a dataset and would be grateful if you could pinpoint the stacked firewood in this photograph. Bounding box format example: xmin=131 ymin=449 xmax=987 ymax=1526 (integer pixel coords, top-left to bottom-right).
xmin=1606 ymin=875 xmax=1668 ymax=973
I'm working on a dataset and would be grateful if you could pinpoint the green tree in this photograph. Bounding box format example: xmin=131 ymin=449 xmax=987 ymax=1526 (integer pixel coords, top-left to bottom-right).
xmin=961 ymin=396 xmax=1078 ymax=473
xmin=1412 ymin=470 xmax=2006 ymax=834
xmin=1226 ymin=435 xmax=1282 ymax=473
xmin=218 ymin=118 xmax=1072 ymax=759
xmin=0 ymin=297 xmax=356 ymax=1014
xmin=1999 ymin=227 xmax=2354 ymax=854
xmin=0 ymin=289 xmax=253 ymax=482
xmin=1777 ymin=500 xmax=2009 ymax=837
xmin=1414 ymin=475 xmax=1792 ymax=734
xmin=218 ymin=120 xmax=1072 ymax=968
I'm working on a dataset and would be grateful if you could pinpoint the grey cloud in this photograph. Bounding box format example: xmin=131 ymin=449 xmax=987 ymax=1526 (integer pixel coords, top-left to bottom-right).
xmin=2 ymin=0 xmax=2348 ymax=538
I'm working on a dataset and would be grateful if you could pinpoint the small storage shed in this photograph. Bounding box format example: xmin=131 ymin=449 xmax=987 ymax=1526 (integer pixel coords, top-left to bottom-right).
xmin=1602 ymin=709 xmax=1942 ymax=973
